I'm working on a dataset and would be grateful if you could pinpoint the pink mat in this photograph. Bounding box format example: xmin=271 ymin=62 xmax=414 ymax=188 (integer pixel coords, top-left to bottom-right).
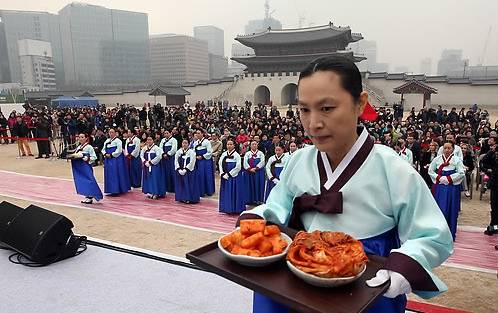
xmin=0 ymin=170 xmax=237 ymax=233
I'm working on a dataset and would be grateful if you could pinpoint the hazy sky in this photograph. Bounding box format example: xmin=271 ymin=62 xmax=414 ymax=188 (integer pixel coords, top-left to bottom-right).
xmin=2 ymin=0 xmax=498 ymax=73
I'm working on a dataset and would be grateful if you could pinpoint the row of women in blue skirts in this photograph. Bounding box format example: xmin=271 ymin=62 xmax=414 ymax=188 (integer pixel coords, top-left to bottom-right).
xmin=73 ymin=135 xmax=293 ymax=214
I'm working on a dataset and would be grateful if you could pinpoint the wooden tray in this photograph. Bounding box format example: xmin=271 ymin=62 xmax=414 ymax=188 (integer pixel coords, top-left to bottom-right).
xmin=186 ymin=236 xmax=389 ymax=313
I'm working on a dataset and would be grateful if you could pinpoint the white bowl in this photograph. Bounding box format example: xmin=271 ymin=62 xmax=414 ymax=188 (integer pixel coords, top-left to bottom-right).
xmin=218 ymin=231 xmax=292 ymax=267
xmin=287 ymin=260 xmax=366 ymax=288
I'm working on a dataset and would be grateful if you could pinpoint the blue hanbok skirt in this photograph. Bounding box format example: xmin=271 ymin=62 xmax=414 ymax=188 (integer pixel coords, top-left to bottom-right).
xmin=243 ymin=159 xmax=265 ymax=205
xmin=71 ymin=155 xmax=103 ymax=200
xmin=219 ymin=162 xmax=246 ymax=214
xmin=126 ymin=153 xmax=142 ymax=188
xmin=264 ymin=166 xmax=284 ymax=201
xmin=253 ymin=228 xmax=407 ymax=313
xmin=175 ymin=158 xmax=200 ymax=203
xmin=161 ymin=148 xmax=176 ymax=193
xmin=142 ymin=153 xmax=166 ymax=197
xmin=433 ymin=170 xmax=460 ymax=240
xmin=195 ymin=148 xmax=215 ymax=196
xmin=104 ymin=147 xmax=131 ymax=195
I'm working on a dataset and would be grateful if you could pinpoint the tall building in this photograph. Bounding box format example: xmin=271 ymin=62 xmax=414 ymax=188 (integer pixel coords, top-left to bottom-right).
xmin=59 ymin=3 xmax=150 ymax=87
xmin=18 ymin=39 xmax=56 ymax=91
xmin=437 ymin=49 xmax=465 ymax=76
xmin=193 ymin=26 xmax=224 ymax=56
xmin=349 ymin=40 xmax=377 ymax=72
xmin=209 ymin=53 xmax=228 ymax=79
xmin=0 ymin=10 xmax=63 ymax=85
xmin=420 ymin=58 xmax=432 ymax=75
xmin=149 ymin=34 xmax=209 ymax=83
xmin=394 ymin=66 xmax=410 ymax=73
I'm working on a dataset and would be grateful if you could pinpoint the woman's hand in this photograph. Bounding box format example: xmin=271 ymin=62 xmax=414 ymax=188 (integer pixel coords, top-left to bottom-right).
xmin=366 ymin=270 xmax=411 ymax=298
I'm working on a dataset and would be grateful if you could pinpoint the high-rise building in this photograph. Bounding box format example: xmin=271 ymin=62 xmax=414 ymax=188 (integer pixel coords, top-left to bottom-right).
xmin=349 ymin=40 xmax=377 ymax=72
xmin=0 ymin=10 xmax=63 ymax=86
xmin=150 ymin=34 xmax=209 ymax=83
xmin=437 ymin=49 xmax=465 ymax=76
xmin=209 ymin=53 xmax=228 ymax=79
xmin=59 ymin=3 xmax=150 ymax=87
xmin=420 ymin=58 xmax=432 ymax=75
xmin=18 ymin=39 xmax=56 ymax=91
xmin=193 ymin=26 xmax=224 ymax=56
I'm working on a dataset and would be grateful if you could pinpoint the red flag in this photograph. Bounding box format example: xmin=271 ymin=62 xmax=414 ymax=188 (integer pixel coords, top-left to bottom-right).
xmin=360 ymin=102 xmax=378 ymax=121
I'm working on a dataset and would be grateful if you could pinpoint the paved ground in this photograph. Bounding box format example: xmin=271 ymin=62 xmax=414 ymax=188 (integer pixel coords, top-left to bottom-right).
xmin=0 ymin=142 xmax=497 ymax=312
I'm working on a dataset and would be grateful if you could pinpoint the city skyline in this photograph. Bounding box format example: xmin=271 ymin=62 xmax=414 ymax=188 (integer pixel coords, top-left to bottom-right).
xmin=1 ymin=0 xmax=497 ymax=74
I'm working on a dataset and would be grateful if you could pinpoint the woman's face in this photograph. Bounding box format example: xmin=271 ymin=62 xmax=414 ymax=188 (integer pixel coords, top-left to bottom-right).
xmin=298 ymin=71 xmax=366 ymax=154
xmin=146 ymin=137 xmax=153 ymax=146
xmin=227 ymin=140 xmax=234 ymax=151
xmin=443 ymin=143 xmax=454 ymax=156
xmin=289 ymin=142 xmax=298 ymax=152
xmin=429 ymin=142 xmax=437 ymax=152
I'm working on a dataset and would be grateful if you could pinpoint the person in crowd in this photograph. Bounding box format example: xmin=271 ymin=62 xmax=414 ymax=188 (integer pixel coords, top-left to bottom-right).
xmin=174 ymin=139 xmax=199 ymax=204
xmin=218 ymin=138 xmax=245 ymax=214
xmin=0 ymin=113 xmax=8 ymax=144
xmin=210 ymin=132 xmax=223 ymax=171
xmin=124 ymin=129 xmax=142 ymax=188
xmin=429 ymin=141 xmax=465 ymax=240
xmin=191 ymin=129 xmax=215 ymax=197
xmin=395 ymin=138 xmax=414 ymax=166
xmin=160 ymin=128 xmax=178 ymax=193
xmin=264 ymin=143 xmax=288 ymax=201
xmin=92 ymin=129 xmax=106 ymax=166
xmin=102 ymin=128 xmax=130 ymax=195
xmin=141 ymin=136 xmax=165 ymax=199
xmin=460 ymin=143 xmax=474 ymax=198
xmin=71 ymin=133 xmax=103 ymax=204
xmin=12 ymin=116 xmax=33 ymax=156
xmin=481 ymin=142 xmax=498 ymax=235
xmin=243 ymin=140 xmax=266 ymax=205
xmin=437 ymin=133 xmax=463 ymax=160
xmin=420 ymin=141 xmax=439 ymax=188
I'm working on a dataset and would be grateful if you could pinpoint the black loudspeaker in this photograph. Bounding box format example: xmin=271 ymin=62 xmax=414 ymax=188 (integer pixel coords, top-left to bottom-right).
xmin=0 ymin=201 xmax=23 ymax=242
xmin=2 ymin=204 xmax=75 ymax=264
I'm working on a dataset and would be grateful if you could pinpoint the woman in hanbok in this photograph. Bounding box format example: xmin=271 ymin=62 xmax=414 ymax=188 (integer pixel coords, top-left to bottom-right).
xmin=429 ymin=141 xmax=465 ymax=241
xmin=124 ymin=129 xmax=142 ymax=188
xmin=102 ymin=128 xmax=130 ymax=195
xmin=174 ymin=139 xmax=200 ymax=204
xmin=191 ymin=129 xmax=215 ymax=197
xmin=71 ymin=133 xmax=103 ymax=204
xmin=243 ymin=140 xmax=266 ymax=205
xmin=218 ymin=138 xmax=245 ymax=214
xmin=141 ymin=136 xmax=166 ymax=199
xmin=286 ymin=141 xmax=298 ymax=159
xmin=238 ymin=56 xmax=453 ymax=313
xmin=264 ymin=144 xmax=287 ymax=201
xmin=159 ymin=129 xmax=178 ymax=193
xmin=395 ymin=138 xmax=414 ymax=166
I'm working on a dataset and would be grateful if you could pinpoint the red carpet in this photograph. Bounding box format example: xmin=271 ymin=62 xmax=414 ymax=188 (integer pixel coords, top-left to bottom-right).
xmin=407 ymin=300 xmax=472 ymax=313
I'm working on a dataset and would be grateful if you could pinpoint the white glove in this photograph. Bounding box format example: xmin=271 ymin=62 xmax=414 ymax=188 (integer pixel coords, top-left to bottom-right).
xmin=273 ymin=178 xmax=280 ymax=184
xmin=439 ymin=176 xmax=448 ymax=185
xmin=366 ymin=270 xmax=412 ymax=298
xmin=179 ymin=169 xmax=187 ymax=176
xmin=82 ymin=156 xmax=89 ymax=162
xmin=222 ymin=173 xmax=229 ymax=180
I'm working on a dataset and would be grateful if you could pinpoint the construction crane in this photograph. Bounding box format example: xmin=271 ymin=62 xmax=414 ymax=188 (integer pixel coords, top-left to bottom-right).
xmin=264 ymin=0 xmax=275 ymax=20
xmin=478 ymin=26 xmax=492 ymax=66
